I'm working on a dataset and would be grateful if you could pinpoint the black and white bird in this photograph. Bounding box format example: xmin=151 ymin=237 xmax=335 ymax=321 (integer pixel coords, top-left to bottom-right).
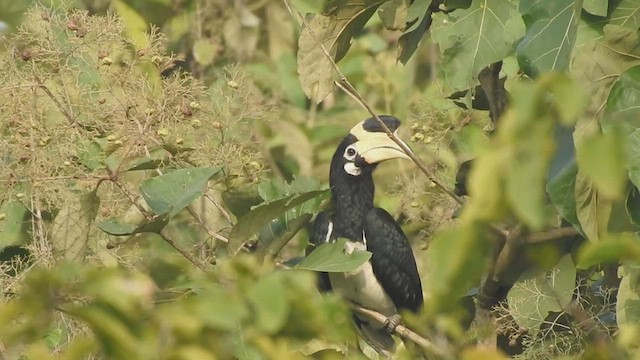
xmin=308 ymin=115 xmax=423 ymax=356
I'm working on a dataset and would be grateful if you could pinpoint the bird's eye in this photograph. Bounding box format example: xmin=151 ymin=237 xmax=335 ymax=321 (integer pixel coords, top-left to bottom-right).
xmin=344 ymin=146 xmax=357 ymax=160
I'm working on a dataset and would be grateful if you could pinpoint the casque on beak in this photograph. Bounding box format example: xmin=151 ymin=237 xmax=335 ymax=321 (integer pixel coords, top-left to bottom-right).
xmin=349 ymin=119 xmax=412 ymax=164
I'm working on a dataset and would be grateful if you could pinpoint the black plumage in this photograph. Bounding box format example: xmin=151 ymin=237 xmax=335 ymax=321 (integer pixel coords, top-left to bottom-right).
xmin=308 ymin=116 xmax=423 ymax=356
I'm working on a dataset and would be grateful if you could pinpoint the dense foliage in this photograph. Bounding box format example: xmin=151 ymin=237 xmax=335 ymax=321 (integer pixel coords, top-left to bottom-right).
xmin=1 ymin=0 xmax=640 ymax=359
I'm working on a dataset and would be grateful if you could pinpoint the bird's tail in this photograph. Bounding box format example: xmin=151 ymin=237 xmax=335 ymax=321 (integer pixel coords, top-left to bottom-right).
xmin=353 ymin=314 xmax=396 ymax=358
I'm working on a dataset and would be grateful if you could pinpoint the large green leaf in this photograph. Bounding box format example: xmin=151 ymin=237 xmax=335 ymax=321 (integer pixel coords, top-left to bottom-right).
xmin=247 ymin=272 xmax=289 ymax=334
xmin=295 ymin=238 xmax=372 ymax=272
xmin=228 ymin=189 xmax=329 ymax=254
xmin=582 ymin=0 xmax=607 ymax=16
xmin=140 ymin=167 xmax=222 ymax=217
xmin=575 ymin=171 xmax=612 ymax=242
xmin=114 ymin=0 xmax=149 ymax=49
xmin=576 ymin=131 xmax=627 ymax=199
xmin=395 ymin=0 xmax=432 ymax=63
xmin=516 ymin=0 xmax=581 ymax=76
xmin=297 ymin=1 xmax=384 ymax=103
xmin=50 ymin=191 xmax=100 ymax=261
xmin=0 ymin=201 xmax=29 ymax=250
xmin=617 ymin=265 xmax=640 ymax=327
xmin=431 ymin=0 xmax=525 ymax=93
xmin=610 ymin=0 xmax=640 ymax=29
xmin=425 ymin=222 xmax=490 ymax=312
xmin=602 ymin=65 xmax=640 ymax=189
xmin=547 ymin=162 xmax=582 ymax=231
xmin=507 ymin=255 xmax=576 ymax=332
xmin=577 ymin=233 xmax=640 ymax=268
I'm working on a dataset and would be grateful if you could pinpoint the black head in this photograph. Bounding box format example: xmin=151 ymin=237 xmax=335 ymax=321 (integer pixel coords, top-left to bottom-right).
xmin=330 ymin=115 xmax=410 ymax=181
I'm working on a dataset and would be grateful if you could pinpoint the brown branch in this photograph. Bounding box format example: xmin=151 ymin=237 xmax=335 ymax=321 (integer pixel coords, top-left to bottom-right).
xmin=526 ymin=226 xmax=580 ymax=244
xmin=282 ymin=0 xmax=463 ymax=206
xmin=351 ymin=305 xmax=454 ymax=359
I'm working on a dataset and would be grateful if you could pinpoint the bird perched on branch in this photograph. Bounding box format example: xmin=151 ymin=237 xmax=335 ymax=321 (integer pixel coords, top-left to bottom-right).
xmin=308 ymin=115 xmax=423 ymax=356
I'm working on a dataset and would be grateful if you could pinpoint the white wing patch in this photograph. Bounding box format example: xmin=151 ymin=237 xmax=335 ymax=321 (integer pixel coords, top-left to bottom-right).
xmin=324 ymin=221 xmax=334 ymax=243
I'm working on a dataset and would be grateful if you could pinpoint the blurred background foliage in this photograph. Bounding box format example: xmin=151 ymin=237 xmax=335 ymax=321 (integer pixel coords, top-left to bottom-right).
xmin=1 ymin=0 xmax=640 ymax=359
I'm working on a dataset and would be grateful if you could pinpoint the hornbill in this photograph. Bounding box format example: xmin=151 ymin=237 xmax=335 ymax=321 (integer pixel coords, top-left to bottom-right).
xmin=308 ymin=115 xmax=423 ymax=356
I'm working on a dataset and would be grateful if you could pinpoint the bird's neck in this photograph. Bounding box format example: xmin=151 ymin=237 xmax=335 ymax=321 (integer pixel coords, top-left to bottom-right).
xmin=331 ymin=174 xmax=375 ymax=240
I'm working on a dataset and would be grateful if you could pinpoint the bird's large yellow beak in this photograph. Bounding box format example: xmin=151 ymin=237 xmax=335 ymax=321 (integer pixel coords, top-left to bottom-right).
xmin=350 ymin=120 xmax=411 ymax=164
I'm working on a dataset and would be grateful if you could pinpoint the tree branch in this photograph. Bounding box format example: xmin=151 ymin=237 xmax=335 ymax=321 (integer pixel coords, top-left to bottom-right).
xmin=351 ymin=305 xmax=455 ymax=359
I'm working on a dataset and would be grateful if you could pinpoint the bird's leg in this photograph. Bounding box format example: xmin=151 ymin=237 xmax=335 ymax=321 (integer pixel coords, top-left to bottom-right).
xmin=384 ymin=314 xmax=402 ymax=334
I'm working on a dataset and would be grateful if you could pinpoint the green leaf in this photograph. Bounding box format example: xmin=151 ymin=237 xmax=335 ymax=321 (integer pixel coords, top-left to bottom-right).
xmin=114 ymin=0 xmax=149 ymax=49
xmin=507 ymin=255 xmax=576 ymax=332
xmin=76 ymin=139 xmax=105 ymax=171
xmin=295 ymin=239 xmax=372 ymax=272
xmin=221 ymin=186 xmax=263 ymax=218
xmin=577 ymin=233 xmax=640 ymax=268
xmin=228 ymin=190 xmax=329 ymax=254
xmin=516 ymin=0 xmax=581 ymax=76
xmin=627 ymin=186 xmax=640 ymax=227
xmin=192 ymin=39 xmax=216 ymax=66
xmin=575 ymin=171 xmax=613 ymax=242
xmin=603 ymin=65 xmax=640 ymax=189
xmin=582 ymin=0 xmax=607 ymax=16
xmin=140 ymin=167 xmax=222 ymax=217
xmin=425 ymin=222 xmax=490 ymax=312
xmin=0 ymin=201 xmax=29 ymax=250
xmin=547 ymin=162 xmax=582 ymax=231
xmin=297 ymin=1 xmax=384 ymax=103
xmin=617 ymin=266 xmax=640 ymax=326
xmin=396 ymin=0 xmax=437 ymax=63
xmin=195 ymin=286 xmax=249 ymax=330
xmin=576 ymin=132 xmax=627 ymax=199
xmin=247 ymin=272 xmax=289 ymax=334
xmin=610 ymin=0 xmax=640 ymax=29
xmin=431 ymin=0 xmax=525 ymax=92
xmin=378 ymin=0 xmax=410 ymax=31
xmin=50 ymin=191 xmax=100 ymax=261
xmin=97 ymin=214 xmax=170 ymax=236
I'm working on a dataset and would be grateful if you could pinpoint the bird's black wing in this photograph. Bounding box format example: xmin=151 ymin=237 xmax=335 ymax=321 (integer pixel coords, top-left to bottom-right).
xmin=307 ymin=211 xmax=333 ymax=292
xmin=364 ymin=208 xmax=423 ymax=312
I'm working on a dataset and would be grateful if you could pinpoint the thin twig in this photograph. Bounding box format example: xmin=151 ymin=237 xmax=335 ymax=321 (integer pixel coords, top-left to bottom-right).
xmin=186 ymin=206 xmax=229 ymax=243
xmin=159 ymin=229 xmax=208 ymax=272
xmin=351 ymin=305 xmax=454 ymax=359
xmin=282 ymin=0 xmax=463 ymax=206
xmin=204 ymin=193 xmax=234 ymax=225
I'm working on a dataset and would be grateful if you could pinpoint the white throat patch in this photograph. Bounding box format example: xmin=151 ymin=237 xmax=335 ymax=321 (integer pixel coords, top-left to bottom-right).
xmin=344 ymin=162 xmax=361 ymax=176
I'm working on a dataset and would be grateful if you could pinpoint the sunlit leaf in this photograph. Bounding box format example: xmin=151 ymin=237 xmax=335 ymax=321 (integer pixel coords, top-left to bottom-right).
xmin=140 ymin=167 xmax=222 ymax=217
xmin=603 ymin=65 xmax=640 ymax=189
xmin=0 ymin=201 xmax=28 ymax=250
xmin=378 ymin=0 xmax=410 ymax=31
xmin=192 ymin=39 xmax=217 ymax=66
xmin=610 ymin=0 xmax=640 ymax=29
xmin=431 ymin=0 xmax=525 ymax=92
xmin=295 ymin=238 xmax=372 ymax=272
xmin=507 ymin=255 xmax=576 ymax=332
xmin=114 ymin=0 xmax=149 ymax=49
xmin=617 ymin=266 xmax=640 ymax=326
xmin=583 ymin=0 xmax=608 ymax=16
xmin=397 ymin=0 xmax=431 ymax=64
xmin=576 ymin=132 xmax=627 ymax=199
xmin=575 ymin=172 xmax=613 ymax=242
xmin=297 ymin=1 xmax=384 ymax=103
xmin=516 ymin=0 xmax=581 ymax=76
xmin=50 ymin=191 xmax=100 ymax=262
xmin=577 ymin=233 xmax=640 ymax=268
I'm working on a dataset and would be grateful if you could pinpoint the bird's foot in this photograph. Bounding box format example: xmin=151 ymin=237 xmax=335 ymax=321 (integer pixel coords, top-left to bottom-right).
xmin=384 ymin=314 xmax=402 ymax=334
